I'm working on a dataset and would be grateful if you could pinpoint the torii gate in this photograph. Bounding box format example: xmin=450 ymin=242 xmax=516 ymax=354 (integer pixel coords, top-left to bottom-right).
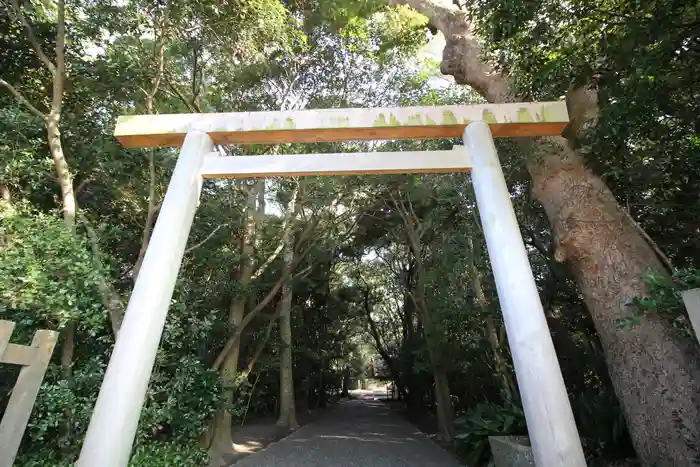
xmin=77 ymin=102 xmax=587 ymax=467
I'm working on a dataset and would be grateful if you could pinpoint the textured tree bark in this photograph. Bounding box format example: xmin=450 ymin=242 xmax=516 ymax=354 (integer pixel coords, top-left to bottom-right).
xmin=47 ymin=117 xmax=75 ymax=224
xmin=391 ymin=0 xmax=700 ymax=463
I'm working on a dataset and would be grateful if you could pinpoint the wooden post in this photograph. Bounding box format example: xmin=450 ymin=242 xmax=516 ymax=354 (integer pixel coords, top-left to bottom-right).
xmin=681 ymin=289 xmax=700 ymax=344
xmin=464 ymin=122 xmax=586 ymax=467
xmin=0 ymin=320 xmax=58 ymax=467
xmin=77 ymin=131 xmax=214 ymax=467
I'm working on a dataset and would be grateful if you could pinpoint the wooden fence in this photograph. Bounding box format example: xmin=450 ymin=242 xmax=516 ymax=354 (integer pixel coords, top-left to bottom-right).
xmin=0 ymin=320 xmax=58 ymax=467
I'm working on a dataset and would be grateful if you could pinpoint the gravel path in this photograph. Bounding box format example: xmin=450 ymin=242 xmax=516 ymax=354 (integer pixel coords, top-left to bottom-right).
xmin=231 ymin=397 xmax=462 ymax=466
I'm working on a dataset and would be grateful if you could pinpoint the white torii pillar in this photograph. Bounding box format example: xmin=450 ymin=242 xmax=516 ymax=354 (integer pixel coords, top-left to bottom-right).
xmin=77 ymin=131 xmax=215 ymax=467
xmin=464 ymin=122 xmax=586 ymax=466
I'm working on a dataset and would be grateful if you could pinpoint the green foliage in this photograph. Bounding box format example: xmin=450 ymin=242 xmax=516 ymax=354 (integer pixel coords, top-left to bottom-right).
xmin=470 ymin=0 xmax=700 ymax=268
xmin=129 ymin=441 xmax=208 ymax=467
xmin=0 ymin=202 xmax=105 ymax=331
xmin=629 ymin=268 xmax=700 ymax=339
xmin=572 ymin=389 xmax=631 ymax=460
xmin=138 ymin=356 xmax=222 ymax=442
xmin=369 ymin=5 xmax=429 ymax=57
xmin=26 ymin=358 xmax=106 ymax=449
xmin=453 ymin=401 xmax=526 ymax=466
xmin=4 ymin=0 xmax=695 ymax=465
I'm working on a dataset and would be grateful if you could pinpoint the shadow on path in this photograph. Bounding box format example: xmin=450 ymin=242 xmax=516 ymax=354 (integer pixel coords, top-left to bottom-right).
xmin=230 ymin=398 xmax=461 ymax=466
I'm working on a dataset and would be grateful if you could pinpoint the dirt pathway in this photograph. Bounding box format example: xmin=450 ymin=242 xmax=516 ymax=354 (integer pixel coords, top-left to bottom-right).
xmin=230 ymin=397 xmax=461 ymax=466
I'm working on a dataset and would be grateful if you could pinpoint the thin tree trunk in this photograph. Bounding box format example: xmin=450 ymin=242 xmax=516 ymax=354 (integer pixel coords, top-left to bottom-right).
xmin=414 ymin=297 xmax=455 ymax=443
xmin=341 ymin=368 xmax=350 ymax=397
xmin=277 ymin=264 xmax=299 ymax=429
xmin=44 ymin=0 xmax=77 ymax=381
xmin=133 ymin=15 xmax=167 ymax=278
xmin=392 ymin=195 xmax=455 ymax=443
xmin=133 ymin=149 xmax=158 ymax=278
xmin=1 ymin=184 xmax=10 ymax=204
xmin=392 ymin=1 xmax=700 ymax=463
xmin=209 ymin=183 xmax=257 ymax=451
xmin=364 ymin=292 xmax=405 ymax=397
xmin=210 ymin=298 xmax=246 ymax=451
xmin=276 ymin=188 xmax=300 ymax=430
xmin=50 ymin=113 xmax=77 ymax=378
xmin=468 ymin=238 xmax=513 ymax=399
xmin=47 ymin=116 xmax=74 ymax=226
xmin=241 ymin=314 xmax=278 ymax=379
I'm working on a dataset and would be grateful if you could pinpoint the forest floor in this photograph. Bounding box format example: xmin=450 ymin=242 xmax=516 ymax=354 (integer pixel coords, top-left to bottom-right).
xmin=225 ymin=389 xmax=461 ymax=466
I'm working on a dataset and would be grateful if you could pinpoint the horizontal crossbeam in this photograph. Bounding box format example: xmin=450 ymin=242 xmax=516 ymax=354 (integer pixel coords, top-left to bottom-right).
xmin=115 ymin=101 xmax=569 ymax=148
xmin=200 ymin=147 xmax=471 ymax=179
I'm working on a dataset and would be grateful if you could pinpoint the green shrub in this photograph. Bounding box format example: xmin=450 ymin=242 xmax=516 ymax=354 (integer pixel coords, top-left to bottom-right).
xmin=629 ymin=268 xmax=700 ymax=338
xmin=454 ymin=401 xmax=526 ymax=467
xmin=129 ymin=441 xmax=209 ymax=467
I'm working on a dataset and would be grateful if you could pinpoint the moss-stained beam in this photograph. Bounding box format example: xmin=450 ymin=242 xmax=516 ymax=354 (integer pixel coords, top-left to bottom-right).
xmin=114 ymin=101 xmax=569 ymax=148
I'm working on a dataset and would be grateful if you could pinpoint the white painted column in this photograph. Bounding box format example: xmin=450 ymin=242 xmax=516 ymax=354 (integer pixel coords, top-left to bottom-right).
xmin=464 ymin=122 xmax=586 ymax=467
xmin=681 ymin=289 xmax=700 ymax=345
xmin=77 ymin=131 xmax=214 ymax=467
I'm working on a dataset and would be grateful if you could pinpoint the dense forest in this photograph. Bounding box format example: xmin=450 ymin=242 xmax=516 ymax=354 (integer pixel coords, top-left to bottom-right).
xmin=1 ymin=0 xmax=699 ymax=465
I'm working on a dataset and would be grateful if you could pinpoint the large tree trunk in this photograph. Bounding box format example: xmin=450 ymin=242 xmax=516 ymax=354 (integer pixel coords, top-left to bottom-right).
xmin=392 ymin=1 xmax=700 ymax=464
xmin=529 ymin=141 xmax=700 ymax=464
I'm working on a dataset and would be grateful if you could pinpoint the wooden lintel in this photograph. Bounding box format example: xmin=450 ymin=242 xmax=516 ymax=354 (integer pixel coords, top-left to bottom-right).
xmin=115 ymin=101 xmax=569 ymax=148
xmin=1 ymin=344 xmax=37 ymax=366
xmin=200 ymin=146 xmax=471 ymax=179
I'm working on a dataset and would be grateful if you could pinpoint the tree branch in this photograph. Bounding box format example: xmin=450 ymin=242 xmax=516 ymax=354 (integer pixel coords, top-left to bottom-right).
xmin=184 ymin=224 xmax=227 ymax=254
xmin=133 ymin=151 xmax=159 ymax=276
xmin=0 ymin=78 xmax=46 ymax=120
xmin=9 ymin=0 xmax=56 ymax=74
xmin=77 ymin=211 xmax=125 ymax=336
xmin=163 ymin=71 xmax=200 ymax=113
xmin=212 ymin=231 xmax=319 ymax=371
xmin=52 ymin=0 xmax=66 ymax=114
xmin=74 ymin=176 xmax=95 ymax=195
xmin=250 ymin=184 xmax=300 ymax=280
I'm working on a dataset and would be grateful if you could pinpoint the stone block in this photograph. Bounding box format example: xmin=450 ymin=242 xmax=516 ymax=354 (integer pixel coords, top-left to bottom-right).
xmin=489 ymin=435 xmax=535 ymax=467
